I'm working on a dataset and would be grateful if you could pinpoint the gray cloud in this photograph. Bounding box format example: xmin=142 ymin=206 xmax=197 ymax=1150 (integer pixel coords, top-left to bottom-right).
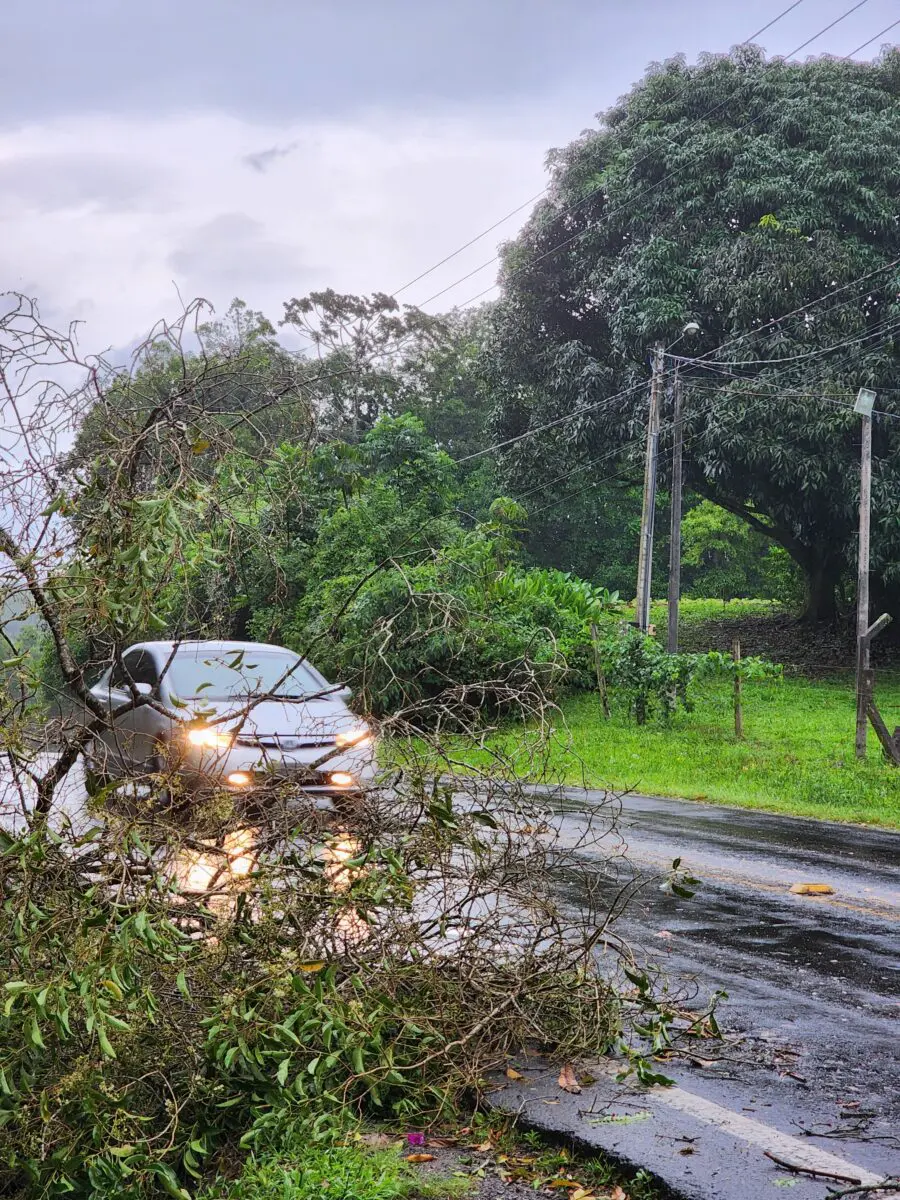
xmin=2 ymin=0 xmax=894 ymax=128
xmin=168 ymin=212 xmax=316 ymax=292
xmin=0 ymin=153 xmax=163 ymax=214
xmin=2 ymin=0 xmax=895 ymax=357
xmin=242 ymin=142 xmax=298 ymax=173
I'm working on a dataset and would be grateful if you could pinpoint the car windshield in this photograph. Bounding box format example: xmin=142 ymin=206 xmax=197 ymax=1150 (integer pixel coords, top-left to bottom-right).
xmin=164 ymin=649 xmax=326 ymax=701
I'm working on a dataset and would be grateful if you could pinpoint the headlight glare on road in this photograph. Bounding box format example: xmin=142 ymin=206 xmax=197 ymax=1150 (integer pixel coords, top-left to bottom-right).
xmin=335 ymin=726 xmax=372 ymax=748
xmin=186 ymin=726 xmax=234 ymax=749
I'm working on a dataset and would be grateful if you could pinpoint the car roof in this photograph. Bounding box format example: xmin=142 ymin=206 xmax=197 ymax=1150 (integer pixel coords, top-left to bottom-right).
xmin=128 ymin=640 xmax=300 ymax=657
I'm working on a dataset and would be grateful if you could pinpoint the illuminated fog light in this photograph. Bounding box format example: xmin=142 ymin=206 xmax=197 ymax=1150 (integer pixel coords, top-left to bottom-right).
xmin=227 ymin=771 xmax=252 ymax=787
xmin=330 ymin=772 xmax=355 ymax=787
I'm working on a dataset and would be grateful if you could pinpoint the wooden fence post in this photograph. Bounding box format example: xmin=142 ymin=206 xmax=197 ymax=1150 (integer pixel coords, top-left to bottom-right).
xmin=591 ymin=623 xmax=610 ymax=719
xmin=733 ymin=638 xmax=743 ymax=740
xmin=857 ymin=614 xmax=899 ymax=766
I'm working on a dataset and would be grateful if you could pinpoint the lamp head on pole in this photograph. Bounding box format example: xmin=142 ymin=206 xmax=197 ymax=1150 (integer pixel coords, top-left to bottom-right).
xmin=854 ymin=387 xmax=876 ymax=417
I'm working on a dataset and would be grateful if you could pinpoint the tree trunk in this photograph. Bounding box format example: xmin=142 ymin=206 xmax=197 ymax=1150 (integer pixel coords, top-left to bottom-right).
xmin=799 ymin=556 xmax=842 ymax=624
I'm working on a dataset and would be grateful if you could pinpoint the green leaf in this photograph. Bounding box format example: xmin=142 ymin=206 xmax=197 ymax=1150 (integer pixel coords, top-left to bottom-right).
xmin=176 ymin=970 xmax=191 ymax=1000
xmin=149 ymin=1162 xmax=192 ymax=1200
xmin=276 ymin=1058 xmax=290 ymax=1087
xmin=27 ymin=1017 xmax=45 ymax=1050
xmin=97 ymin=1027 xmax=117 ymax=1059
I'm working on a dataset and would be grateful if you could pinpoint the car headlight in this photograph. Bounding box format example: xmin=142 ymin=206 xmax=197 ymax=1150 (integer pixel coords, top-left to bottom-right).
xmin=186 ymin=726 xmax=234 ymax=749
xmin=335 ymin=726 xmax=372 ymax=749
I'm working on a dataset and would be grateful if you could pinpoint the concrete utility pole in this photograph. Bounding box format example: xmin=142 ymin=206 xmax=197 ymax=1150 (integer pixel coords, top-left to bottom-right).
xmin=667 ymin=373 xmax=684 ymax=652
xmin=854 ymin=387 xmax=876 ymax=759
xmin=635 ymin=343 xmax=665 ymax=632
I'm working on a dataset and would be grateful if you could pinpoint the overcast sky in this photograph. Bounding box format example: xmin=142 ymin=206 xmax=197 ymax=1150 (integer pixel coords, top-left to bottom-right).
xmin=1 ymin=0 xmax=897 ymax=358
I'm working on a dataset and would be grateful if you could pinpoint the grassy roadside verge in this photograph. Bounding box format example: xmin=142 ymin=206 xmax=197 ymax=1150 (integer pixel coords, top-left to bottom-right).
xmin=203 ymin=1120 xmax=662 ymax=1199
xmin=472 ymin=673 xmax=900 ymax=828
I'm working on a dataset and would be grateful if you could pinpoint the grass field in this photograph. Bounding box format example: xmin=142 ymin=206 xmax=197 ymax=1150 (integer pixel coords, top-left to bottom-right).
xmin=647 ymin=597 xmax=786 ymax=626
xmin=542 ymin=673 xmax=900 ymax=827
xmin=437 ymin=601 xmax=900 ymax=827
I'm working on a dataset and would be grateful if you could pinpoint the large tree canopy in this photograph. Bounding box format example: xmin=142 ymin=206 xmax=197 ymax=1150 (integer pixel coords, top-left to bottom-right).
xmin=487 ymin=47 xmax=900 ymax=619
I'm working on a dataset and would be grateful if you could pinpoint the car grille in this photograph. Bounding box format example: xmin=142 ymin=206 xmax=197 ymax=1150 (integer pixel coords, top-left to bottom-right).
xmin=233 ymin=734 xmax=336 ymax=751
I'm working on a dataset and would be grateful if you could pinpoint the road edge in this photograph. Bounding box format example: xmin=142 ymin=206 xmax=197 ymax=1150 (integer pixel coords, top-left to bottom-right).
xmin=486 ymin=1058 xmax=896 ymax=1200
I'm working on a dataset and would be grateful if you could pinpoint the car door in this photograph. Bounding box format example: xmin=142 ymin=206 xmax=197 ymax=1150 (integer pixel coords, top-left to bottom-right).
xmin=98 ymin=650 xmax=166 ymax=774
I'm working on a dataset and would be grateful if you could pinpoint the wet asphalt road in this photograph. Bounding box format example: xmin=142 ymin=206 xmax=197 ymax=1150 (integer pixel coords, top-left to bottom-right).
xmin=536 ymin=788 xmax=900 ymax=1176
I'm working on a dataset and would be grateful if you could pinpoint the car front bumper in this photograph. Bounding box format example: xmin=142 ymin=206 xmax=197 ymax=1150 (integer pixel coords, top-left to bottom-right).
xmin=177 ymin=740 xmax=379 ymax=797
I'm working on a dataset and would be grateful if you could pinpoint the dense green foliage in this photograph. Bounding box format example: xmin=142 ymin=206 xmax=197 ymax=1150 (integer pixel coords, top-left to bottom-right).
xmin=486 ymin=48 xmax=900 ymax=619
xmin=599 ymin=628 xmax=697 ymax=725
xmin=164 ymin=415 xmax=621 ymax=717
xmin=680 ymin=500 xmax=799 ymax=603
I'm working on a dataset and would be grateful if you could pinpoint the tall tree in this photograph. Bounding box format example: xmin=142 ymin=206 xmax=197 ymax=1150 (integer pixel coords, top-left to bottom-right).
xmin=280 ymin=290 xmax=446 ymax=442
xmin=488 ymin=47 xmax=900 ymax=620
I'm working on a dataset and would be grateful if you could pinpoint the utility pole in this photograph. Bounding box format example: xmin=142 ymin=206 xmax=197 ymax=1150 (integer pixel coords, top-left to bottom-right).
xmin=854 ymin=387 xmax=876 ymax=759
xmin=667 ymin=373 xmax=684 ymax=652
xmin=635 ymin=343 xmax=665 ymax=632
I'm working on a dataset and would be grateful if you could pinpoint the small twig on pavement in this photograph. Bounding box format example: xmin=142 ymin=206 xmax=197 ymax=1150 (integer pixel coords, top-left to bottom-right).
xmin=763 ymin=1151 xmax=863 ymax=1185
xmin=795 ymin=1121 xmax=899 ymax=1147
xmin=825 ymin=1178 xmax=900 ymax=1198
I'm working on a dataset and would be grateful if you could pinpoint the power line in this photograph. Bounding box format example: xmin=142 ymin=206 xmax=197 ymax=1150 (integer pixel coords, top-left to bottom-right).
xmin=515 ymin=313 xmax=900 ymax=520
xmin=390 ymin=190 xmax=549 ymax=299
xmin=788 ymin=0 xmax=870 ymax=57
xmin=512 ymin=387 xmax=728 ymax=506
xmin=845 ymin=16 xmax=900 ymax=57
xmin=746 ymin=0 xmax=808 ymax=42
xmin=676 ymin=258 xmax=900 ymax=369
xmin=395 ymin=0 xmax=810 ymax=309
xmin=408 ymin=0 xmax=814 ymax=311
xmin=454 ymin=377 xmax=651 ymax=465
xmin=455 ymin=256 xmax=900 ymax=467
xmin=442 ymin=0 xmax=883 ymax=313
xmin=669 ymin=312 xmax=900 ymax=370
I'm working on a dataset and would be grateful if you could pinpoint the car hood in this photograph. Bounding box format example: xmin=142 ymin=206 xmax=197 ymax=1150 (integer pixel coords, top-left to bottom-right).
xmin=183 ymin=697 xmax=361 ymax=740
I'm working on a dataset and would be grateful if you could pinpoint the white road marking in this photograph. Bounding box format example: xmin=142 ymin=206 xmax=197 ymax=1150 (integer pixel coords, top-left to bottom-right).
xmin=593 ymin=1060 xmax=888 ymax=1188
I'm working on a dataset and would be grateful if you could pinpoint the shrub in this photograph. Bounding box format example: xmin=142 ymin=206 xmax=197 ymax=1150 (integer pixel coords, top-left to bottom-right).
xmin=600 ymin=628 xmax=698 ymax=724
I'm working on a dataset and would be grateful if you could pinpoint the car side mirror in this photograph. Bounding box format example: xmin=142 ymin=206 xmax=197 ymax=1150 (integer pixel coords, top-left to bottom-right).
xmin=134 ymin=681 xmax=153 ymax=697
xmin=335 ymin=685 xmax=352 ymax=700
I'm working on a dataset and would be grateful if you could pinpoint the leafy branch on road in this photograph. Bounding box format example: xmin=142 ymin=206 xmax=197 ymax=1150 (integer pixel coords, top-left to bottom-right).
xmin=0 ymin=297 xmax=700 ymax=1200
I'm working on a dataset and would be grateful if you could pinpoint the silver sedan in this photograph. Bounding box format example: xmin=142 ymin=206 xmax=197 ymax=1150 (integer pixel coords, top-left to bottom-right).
xmin=85 ymin=640 xmax=377 ymax=800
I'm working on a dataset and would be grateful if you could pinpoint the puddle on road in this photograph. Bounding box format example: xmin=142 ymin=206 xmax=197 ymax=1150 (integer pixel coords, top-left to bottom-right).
xmin=169 ymin=827 xmax=372 ymax=945
xmin=172 ymin=826 xmax=260 ymax=896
